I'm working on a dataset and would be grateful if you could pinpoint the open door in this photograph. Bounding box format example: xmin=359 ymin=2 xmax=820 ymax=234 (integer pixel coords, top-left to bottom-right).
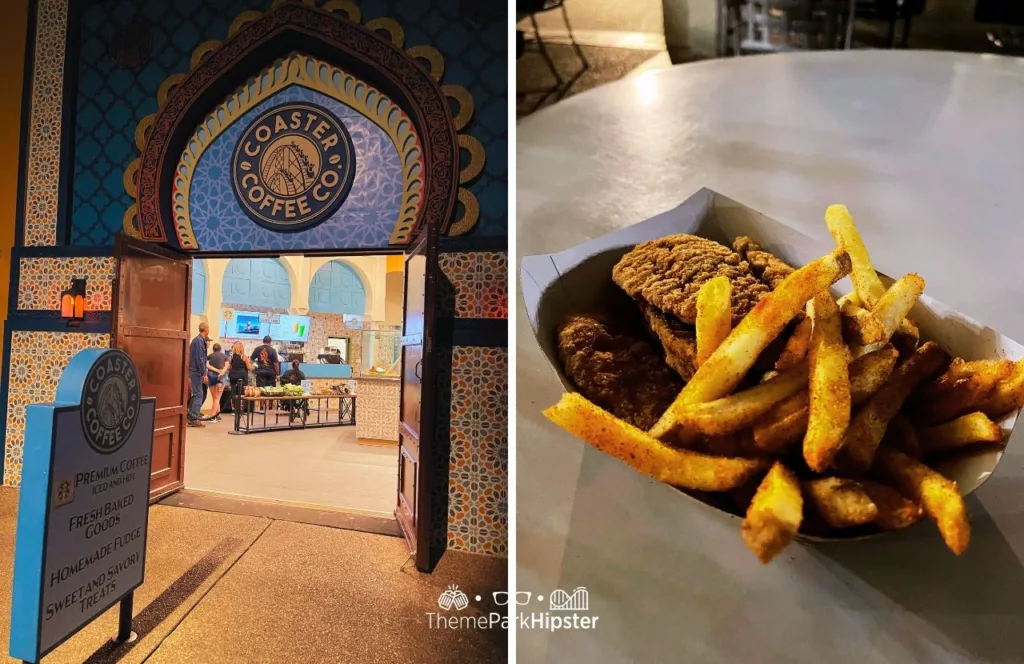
xmin=396 ymin=231 xmax=439 ymax=571
xmin=111 ymin=234 xmax=192 ymax=501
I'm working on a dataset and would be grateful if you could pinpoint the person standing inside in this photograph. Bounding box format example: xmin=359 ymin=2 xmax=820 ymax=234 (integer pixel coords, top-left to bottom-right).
xmin=188 ymin=322 xmax=210 ymax=427
xmin=206 ymin=342 xmax=228 ymax=422
xmin=251 ymin=335 xmax=280 ymax=390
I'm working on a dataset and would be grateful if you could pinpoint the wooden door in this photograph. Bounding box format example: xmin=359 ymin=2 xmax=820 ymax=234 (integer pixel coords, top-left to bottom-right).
xmin=111 ymin=234 xmax=192 ymax=501
xmin=396 ymin=232 xmax=439 ymax=571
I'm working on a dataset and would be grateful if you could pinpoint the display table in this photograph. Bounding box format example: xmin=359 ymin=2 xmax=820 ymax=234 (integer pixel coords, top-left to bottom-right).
xmin=231 ymin=393 xmax=356 ymax=435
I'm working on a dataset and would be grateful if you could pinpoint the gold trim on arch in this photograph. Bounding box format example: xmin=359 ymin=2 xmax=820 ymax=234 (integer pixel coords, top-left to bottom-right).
xmin=170 ymin=52 xmax=426 ymax=250
xmin=323 ymin=0 xmax=361 ymax=23
xmin=458 ymin=135 xmax=485 ymax=185
xmin=448 ymin=188 xmax=479 ymax=236
xmin=443 ymin=84 xmax=473 ymax=131
xmin=365 ymin=18 xmax=404 ymax=48
xmin=406 ymin=45 xmax=444 ymax=82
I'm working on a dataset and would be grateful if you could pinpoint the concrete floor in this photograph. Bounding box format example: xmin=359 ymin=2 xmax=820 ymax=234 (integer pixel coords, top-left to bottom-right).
xmin=0 ymin=488 xmax=507 ymax=663
xmin=184 ymin=417 xmax=395 ymax=515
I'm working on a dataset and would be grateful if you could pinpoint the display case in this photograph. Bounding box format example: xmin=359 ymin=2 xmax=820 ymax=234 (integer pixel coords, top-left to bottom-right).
xmin=360 ymin=328 xmax=401 ymax=377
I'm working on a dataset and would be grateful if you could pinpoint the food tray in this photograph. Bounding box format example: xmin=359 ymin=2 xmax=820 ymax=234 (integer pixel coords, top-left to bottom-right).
xmin=521 ymin=188 xmax=1024 ymax=540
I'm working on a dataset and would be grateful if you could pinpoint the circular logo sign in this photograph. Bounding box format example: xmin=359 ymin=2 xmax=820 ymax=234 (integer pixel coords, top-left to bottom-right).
xmin=81 ymin=350 xmax=140 ymax=455
xmin=232 ymin=103 xmax=356 ymax=233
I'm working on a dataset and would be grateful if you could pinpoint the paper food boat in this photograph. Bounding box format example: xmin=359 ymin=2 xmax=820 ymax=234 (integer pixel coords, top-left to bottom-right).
xmin=521 ymin=188 xmax=1023 ymax=541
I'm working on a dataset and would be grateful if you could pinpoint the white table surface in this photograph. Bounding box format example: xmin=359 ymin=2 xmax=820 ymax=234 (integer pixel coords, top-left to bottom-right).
xmin=516 ymin=50 xmax=1024 ymax=664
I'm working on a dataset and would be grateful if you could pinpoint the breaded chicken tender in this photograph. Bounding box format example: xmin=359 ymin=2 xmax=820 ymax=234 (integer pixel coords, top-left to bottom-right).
xmin=557 ymin=314 xmax=684 ymax=431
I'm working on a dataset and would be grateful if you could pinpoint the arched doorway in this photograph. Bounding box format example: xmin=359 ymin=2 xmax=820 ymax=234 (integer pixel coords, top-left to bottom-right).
xmin=110 ymin=2 xmax=470 ymax=571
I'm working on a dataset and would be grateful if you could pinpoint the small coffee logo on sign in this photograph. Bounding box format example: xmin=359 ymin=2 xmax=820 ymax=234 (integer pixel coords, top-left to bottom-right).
xmin=232 ymin=103 xmax=356 ymax=233
xmin=81 ymin=351 xmax=140 ymax=455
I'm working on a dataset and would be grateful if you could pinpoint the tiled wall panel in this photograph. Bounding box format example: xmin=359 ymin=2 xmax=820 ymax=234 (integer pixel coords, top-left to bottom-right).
xmin=447 ymin=346 xmax=508 ymax=556
xmin=4 ymin=331 xmax=111 ymax=487
xmin=24 ymin=0 xmax=68 ymax=247
xmin=17 ymin=257 xmax=115 ymax=310
xmin=439 ymin=252 xmax=508 ymax=319
xmin=354 ymin=378 xmax=400 ymax=442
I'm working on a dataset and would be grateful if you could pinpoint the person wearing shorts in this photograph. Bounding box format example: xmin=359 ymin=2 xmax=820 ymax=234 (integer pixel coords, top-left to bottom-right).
xmin=206 ymin=343 xmax=228 ymax=422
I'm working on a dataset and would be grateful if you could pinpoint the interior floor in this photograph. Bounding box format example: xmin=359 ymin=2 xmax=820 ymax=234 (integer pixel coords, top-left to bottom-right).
xmin=184 ymin=415 xmax=396 ymax=515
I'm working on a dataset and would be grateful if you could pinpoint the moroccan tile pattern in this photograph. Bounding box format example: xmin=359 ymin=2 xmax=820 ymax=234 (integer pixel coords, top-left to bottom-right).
xmin=354 ymin=378 xmax=400 ymax=442
xmin=447 ymin=346 xmax=508 ymax=556
xmin=24 ymin=0 xmax=68 ymax=246
xmin=439 ymin=251 xmax=508 ymax=319
xmin=4 ymin=331 xmax=111 ymax=487
xmin=16 ymin=257 xmax=115 ymax=311
xmin=69 ymin=0 xmax=506 ymax=246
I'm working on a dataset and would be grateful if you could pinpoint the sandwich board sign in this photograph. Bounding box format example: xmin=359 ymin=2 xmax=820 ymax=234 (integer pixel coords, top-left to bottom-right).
xmin=9 ymin=349 xmax=153 ymax=662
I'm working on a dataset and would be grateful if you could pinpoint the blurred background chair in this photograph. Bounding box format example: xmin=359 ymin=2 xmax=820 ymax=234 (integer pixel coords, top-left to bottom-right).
xmin=517 ymin=0 xmax=590 ymax=88
xmin=722 ymin=0 xmax=855 ymax=55
xmin=854 ymin=0 xmax=927 ymax=49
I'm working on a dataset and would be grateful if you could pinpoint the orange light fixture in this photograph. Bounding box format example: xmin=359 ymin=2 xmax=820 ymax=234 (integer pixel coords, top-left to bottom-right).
xmin=60 ymin=279 xmax=87 ymax=327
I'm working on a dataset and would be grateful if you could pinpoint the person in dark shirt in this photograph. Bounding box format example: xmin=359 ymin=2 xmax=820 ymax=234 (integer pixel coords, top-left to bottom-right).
xmin=187 ymin=323 xmax=210 ymax=427
xmin=250 ymin=335 xmax=280 ymax=390
xmin=280 ymin=360 xmax=306 ymax=385
xmin=206 ymin=343 xmax=228 ymax=422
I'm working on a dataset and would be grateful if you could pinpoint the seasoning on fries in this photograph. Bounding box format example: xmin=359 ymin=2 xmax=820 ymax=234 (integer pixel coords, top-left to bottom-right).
xmin=545 ymin=204 xmax=1021 ymax=563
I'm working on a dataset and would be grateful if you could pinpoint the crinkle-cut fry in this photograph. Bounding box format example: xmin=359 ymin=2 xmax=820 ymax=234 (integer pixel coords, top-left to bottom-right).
xmin=859 ymin=479 xmax=924 ymax=530
xmin=919 ymin=412 xmax=1004 ymax=453
xmin=839 ymin=299 xmax=886 ymax=345
xmin=802 ymin=477 xmax=877 ymax=528
xmin=673 ymin=362 xmax=809 ymax=436
xmin=872 ymin=448 xmax=970 ymax=554
xmin=804 ymin=293 xmax=851 ymax=472
xmin=825 ymin=205 xmax=886 ymax=308
xmin=544 ymin=393 xmax=768 ymax=491
xmin=775 ymin=316 xmax=813 ymax=371
xmin=978 ymin=359 xmax=1024 ymax=419
xmin=742 ymin=462 xmax=802 ymax=564
xmin=752 ymin=346 xmax=898 ymax=454
xmin=651 ymin=249 xmax=852 ymax=440
xmin=883 ymin=413 xmax=922 ymax=459
xmin=695 ymin=275 xmax=733 ymax=367
xmin=870 ymin=274 xmax=926 ymax=342
xmin=910 ymin=359 xmax=1011 ymax=425
xmin=836 ymin=342 xmax=949 ymax=475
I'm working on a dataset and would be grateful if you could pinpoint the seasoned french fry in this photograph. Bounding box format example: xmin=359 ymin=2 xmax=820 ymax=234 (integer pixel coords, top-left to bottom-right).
xmin=870 ymin=274 xmax=926 ymax=342
xmin=825 ymin=204 xmax=886 ymax=308
xmin=673 ymin=363 xmax=809 ymax=436
xmin=695 ymin=275 xmax=732 ymax=367
xmin=882 ymin=413 xmax=922 ymax=459
xmin=836 ymin=342 xmax=949 ymax=475
xmin=775 ymin=316 xmax=812 ymax=371
xmin=892 ymin=318 xmax=920 ymax=358
xmin=839 ymin=298 xmax=886 ymax=345
xmin=919 ymin=412 xmax=1004 ymax=453
xmin=544 ymin=393 xmax=768 ymax=491
xmin=752 ymin=346 xmax=898 ymax=454
xmin=978 ymin=359 xmax=1024 ymax=419
xmin=872 ymin=448 xmax=970 ymax=554
xmin=651 ymin=249 xmax=852 ymax=440
xmin=803 ymin=477 xmax=877 ymax=528
xmin=742 ymin=462 xmax=802 ymax=564
xmin=859 ymin=479 xmax=923 ymax=530
xmin=804 ymin=293 xmax=851 ymax=472
xmin=909 ymin=358 xmax=1012 ymax=425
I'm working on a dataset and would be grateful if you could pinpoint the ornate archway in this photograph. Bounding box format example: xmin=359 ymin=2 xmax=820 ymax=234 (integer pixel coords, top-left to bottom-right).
xmin=124 ymin=1 xmax=482 ymax=250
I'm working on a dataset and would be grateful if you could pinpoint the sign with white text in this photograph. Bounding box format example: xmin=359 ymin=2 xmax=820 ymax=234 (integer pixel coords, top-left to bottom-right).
xmin=9 ymin=349 xmax=153 ymax=662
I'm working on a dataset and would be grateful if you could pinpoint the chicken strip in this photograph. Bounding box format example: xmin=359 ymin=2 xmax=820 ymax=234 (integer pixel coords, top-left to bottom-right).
xmin=613 ymin=234 xmax=770 ymax=326
xmin=733 ymin=236 xmax=795 ymax=290
xmin=557 ymin=314 xmax=684 ymax=431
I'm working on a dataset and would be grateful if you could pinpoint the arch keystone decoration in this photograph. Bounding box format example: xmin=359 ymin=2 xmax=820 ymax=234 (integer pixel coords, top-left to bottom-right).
xmin=123 ymin=1 xmax=486 ymax=246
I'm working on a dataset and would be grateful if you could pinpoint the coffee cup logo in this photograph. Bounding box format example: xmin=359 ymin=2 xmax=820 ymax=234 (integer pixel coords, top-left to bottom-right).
xmin=81 ymin=350 xmax=140 ymax=455
xmin=232 ymin=103 xmax=356 ymax=233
